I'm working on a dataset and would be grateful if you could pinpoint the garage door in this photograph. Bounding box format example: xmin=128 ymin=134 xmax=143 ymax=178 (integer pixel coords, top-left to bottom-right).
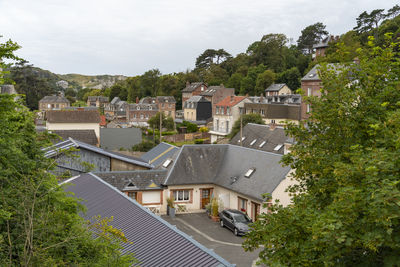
xmin=142 ymin=191 xmax=161 ymax=204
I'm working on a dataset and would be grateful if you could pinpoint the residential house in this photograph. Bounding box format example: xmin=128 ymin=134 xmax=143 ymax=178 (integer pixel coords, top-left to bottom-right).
xmin=313 ymin=35 xmax=339 ymax=60
xmin=104 ymin=97 xmax=127 ymax=119
xmin=39 ymin=95 xmax=70 ymax=111
xmin=200 ymin=84 xmax=235 ymax=114
xmin=300 ymin=65 xmax=323 ymax=120
xmin=87 ymin=96 xmax=109 ymax=108
xmin=126 ymin=103 xmax=158 ymax=127
xmin=49 ymin=129 xmax=98 ymax=146
xmin=140 ymin=142 xmax=180 ymax=168
xmin=43 ymin=138 xmax=153 ymax=176
xmin=183 ymin=95 xmax=212 ymax=123
xmin=164 ymin=144 xmax=293 ymax=221
xmin=182 ymin=82 xmax=207 ymax=105
xmin=265 ymin=83 xmax=292 ymax=96
xmin=209 ymin=95 xmax=251 ymax=143
xmin=100 ymin=128 xmax=142 ymax=150
xmin=63 ymin=173 xmax=233 ymax=266
xmin=140 ymin=96 xmax=176 ymax=119
xmin=229 ymin=123 xmax=290 ymax=155
xmin=45 ymin=110 xmax=101 ymax=139
xmin=244 ymin=94 xmax=302 ymax=125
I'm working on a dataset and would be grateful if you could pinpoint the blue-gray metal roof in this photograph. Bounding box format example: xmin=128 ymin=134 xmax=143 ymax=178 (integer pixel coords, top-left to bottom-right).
xmin=63 ymin=173 xmax=233 ymax=267
xmin=140 ymin=142 xmax=180 ymax=168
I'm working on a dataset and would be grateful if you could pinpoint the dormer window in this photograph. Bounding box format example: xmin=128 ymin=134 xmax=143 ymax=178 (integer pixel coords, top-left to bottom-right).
xmin=163 ymin=159 xmax=172 ymax=168
xmin=274 ymin=144 xmax=283 ymax=151
xmin=137 ymin=106 xmax=140 ymax=110
xmin=149 ymin=106 xmax=152 ymax=110
xmin=201 ymin=85 xmax=204 ymax=91
xmin=244 ymin=168 xmax=255 ymax=178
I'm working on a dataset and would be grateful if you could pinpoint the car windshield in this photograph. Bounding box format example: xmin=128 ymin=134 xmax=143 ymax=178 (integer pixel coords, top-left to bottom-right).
xmin=233 ymin=213 xmax=251 ymax=223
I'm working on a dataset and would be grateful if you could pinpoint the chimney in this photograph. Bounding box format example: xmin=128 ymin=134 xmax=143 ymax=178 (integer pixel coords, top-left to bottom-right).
xmin=260 ymin=93 xmax=264 ymax=103
xmin=230 ymin=95 xmax=234 ymax=102
xmin=186 ymin=81 xmax=190 ymax=87
xmin=136 ymin=96 xmax=139 ymax=104
xmin=220 ymin=83 xmax=225 ymax=89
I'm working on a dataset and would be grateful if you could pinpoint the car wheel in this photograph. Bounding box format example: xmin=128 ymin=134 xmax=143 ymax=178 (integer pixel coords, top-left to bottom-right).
xmin=234 ymin=228 xmax=238 ymax=236
xmin=220 ymin=220 xmax=224 ymax=228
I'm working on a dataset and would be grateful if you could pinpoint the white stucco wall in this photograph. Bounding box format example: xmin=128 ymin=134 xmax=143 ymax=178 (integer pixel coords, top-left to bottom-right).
xmin=271 ymin=170 xmax=297 ymax=207
xmin=46 ymin=122 xmax=100 ymax=139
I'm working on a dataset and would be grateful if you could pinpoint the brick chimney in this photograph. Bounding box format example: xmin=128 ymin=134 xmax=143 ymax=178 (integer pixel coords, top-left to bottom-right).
xmin=260 ymin=93 xmax=264 ymax=103
xmin=136 ymin=96 xmax=139 ymax=104
xmin=186 ymin=81 xmax=190 ymax=87
xmin=230 ymin=95 xmax=234 ymax=102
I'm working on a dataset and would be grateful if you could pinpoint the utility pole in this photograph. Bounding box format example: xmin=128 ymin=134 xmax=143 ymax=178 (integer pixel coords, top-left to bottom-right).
xmin=159 ymin=111 xmax=162 ymax=143
xmin=240 ymin=109 xmax=243 ymax=147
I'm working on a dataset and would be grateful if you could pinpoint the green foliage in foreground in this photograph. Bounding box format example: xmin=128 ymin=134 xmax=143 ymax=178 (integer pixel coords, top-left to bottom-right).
xmin=243 ymin=35 xmax=400 ymax=266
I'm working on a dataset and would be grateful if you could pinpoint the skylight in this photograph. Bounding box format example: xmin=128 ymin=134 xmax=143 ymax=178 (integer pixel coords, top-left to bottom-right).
xmin=274 ymin=144 xmax=283 ymax=151
xmin=250 ymin=139 xmax=257 ymax=146
xmin=244 ymin=168 xmax=255 ymax=178
xmin=237 ymin=136 xmax=246 ymax=143
xmin=163 ymin=159 xmax=172 ymax=168
xmin=259 ymin=141 xmax=266 ymax=148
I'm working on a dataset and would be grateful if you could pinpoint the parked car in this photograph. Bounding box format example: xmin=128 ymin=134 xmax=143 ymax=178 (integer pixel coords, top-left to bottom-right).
xmin=219 ymin=209 xmax=252 ymax=236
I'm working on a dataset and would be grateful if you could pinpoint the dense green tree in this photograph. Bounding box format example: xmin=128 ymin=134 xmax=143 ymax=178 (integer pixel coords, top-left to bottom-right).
xmin=140 ymin=69 xmax=161 ymax=97
xmin=202 ymin=64 xmax=229 ymax=86
xmin=195 ymin=49 xmax=232 ymax=69
xmin=297 ymin=22 xmax=329 ymax=54
xmin=148 ymin=112 xmax=175 ymax=131
xmin=243 ymin=35 xmax=400 ymax=266
xmin=229 ymin=113 xmax=264 ymax=138
xmin=386 ymin=4 xmax=400 ymax=19
xmin=177 ymin=121 xmax=198 ymax=133
xmin=255 ymin=70 xmax=276 ymax=95
xmin=354 ymin=9 xmax=385 ymax=34
xmin=226 ymin=73 xmax=244 ymax=94
xmin=277 ymin=67 xmax=301 ymax=91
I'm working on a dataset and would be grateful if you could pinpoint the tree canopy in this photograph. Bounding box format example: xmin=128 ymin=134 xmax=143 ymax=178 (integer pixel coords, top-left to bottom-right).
xmin=229 ymin=113 xmax=265 ymax=139
xmin=297 ymin=22 xmax=329 ymax=54
xmin=243 ymin=35 xmax=400 ymax=266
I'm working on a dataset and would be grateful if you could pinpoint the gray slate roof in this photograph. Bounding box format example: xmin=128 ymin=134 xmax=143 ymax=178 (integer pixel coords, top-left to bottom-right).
xmin=156 ymin=96 xmax=176 ymax=103
xmin=46 ymin=110 xmax=100 ymax=123
xmin=63 ymin=173 xmax=233 ymax=267
xmin=128 ymin=103 xmax=158 ymax=111
xmin=182 ymin=82 xmax=205 ymax=93
xmin=100 ymin=128 xmax=142 ymax=150
xmin=50 ymin=130 xmax=98 ymax=146
xmin=301 ymin=65 xmax=320 ymax=81
xmin=94 ymin=170 xmax=167 ymax=191
xmin=43 ymin=138 xmax=153 ymax=168
xmin=141 ymin=142 xmax=180 ymax=168
xmin=87 ymin=96 xmax=109 ymax=102
xmin=39 ymin=95 xmax=70 ymax=104
xmin=265 ymin=83 xmax=287 ymax=92
xmin=165 ymin=144 xmax=291 ymax=202
xmin=110 ymin=97 xmax=121 ymax=105
xmin=229 ymin=123 xmax=289 ymax=154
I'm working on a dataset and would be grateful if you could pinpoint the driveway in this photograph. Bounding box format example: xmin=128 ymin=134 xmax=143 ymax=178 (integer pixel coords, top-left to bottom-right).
xmin=162 ymin=212 xmax=263 ymax=267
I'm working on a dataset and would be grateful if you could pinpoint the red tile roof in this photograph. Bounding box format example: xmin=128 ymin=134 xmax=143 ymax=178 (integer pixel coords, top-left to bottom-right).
xmin=215 ymin=96 xmax=246 ymax=107
xmin=100 ymin=115 xmax=107 ymax=126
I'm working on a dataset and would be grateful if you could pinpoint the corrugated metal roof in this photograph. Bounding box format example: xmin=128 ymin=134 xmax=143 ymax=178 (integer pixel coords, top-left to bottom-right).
xmin=63 ymin=173 xmax=233 ymax=267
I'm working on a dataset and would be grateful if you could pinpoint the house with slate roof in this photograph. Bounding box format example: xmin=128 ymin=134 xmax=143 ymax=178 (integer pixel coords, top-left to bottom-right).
xmin=163 ymin=144 xmax=294 ymax=221
xmin=126 ymin=103 xmax=158 ymax=127
xmin=182 ymin=82 xmax=207 ymax=105
xmin=43 ymin=138 xmax=153 ymax=176
xmin=140 ymin=96 xmax=176 ymax=119
xmin=312 ymin=35 xmax=339 ymax=60
xmin=140 ymin=142 xmax=180 ymax=169
xmin=63 ymin=173 xmax=233 ymax=267
xmin=265 ymin=83 xmax=292 ymax=96
xmin=39 ymin=95 xmax=70 ymax=111
xmin=183 ymin=95 xmax=212 ymax=123
xmin=50 ymin=129 xmax=98 ymax=146
xmin=87 ymin=96 xmax=109 ymax=108
xmin=45 ymin=110 xmax=101 ymax=139
xmin=104 ymin=96 xmax=127 ymax=119
xmin=209 ymin=95 xmax=251 ymax=143
xmin=200 ymin=84 xmax=235 ymax=115
xmin=230 ymin=123 xmax=292 ymax=155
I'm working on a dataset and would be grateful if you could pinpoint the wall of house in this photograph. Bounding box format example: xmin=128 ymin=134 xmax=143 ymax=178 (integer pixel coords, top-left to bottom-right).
xmin=271 ymin=170 xmax=297 ymax=207
xmin=110 ymin=158 xmax=149 ymax=171
xmin=56 ymin=148 xmax=111 ymax=173
xmin=46 ymin=122 xmax=100 ymax=139
xmin=196 ymin=102 xmax=212 ymax=121
xmin=40 ymin=102 xmax=70 ymax=111
xmin=300 ymin=80 xmax=322 ymax=120
xmin=279 ymin=86 xmax=292 ymax=95
xmin=184 ymin=108 xmax=196 ymax=121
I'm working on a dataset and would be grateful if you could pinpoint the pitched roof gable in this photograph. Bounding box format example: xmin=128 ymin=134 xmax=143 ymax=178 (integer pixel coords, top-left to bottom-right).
xmin=215 ymin=96 xmax=246 ymax=107
xmin=63 ymin=173 xmax=233 ymax=266
xmin=46 ymin=110 xmax=100 ymax=123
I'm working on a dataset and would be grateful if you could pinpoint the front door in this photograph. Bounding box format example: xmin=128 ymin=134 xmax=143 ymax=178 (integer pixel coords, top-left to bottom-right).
xmin=251 ymin=202 xmax=260 ymax=221
xmin=200 ymin=189 xmax=211 ymax=209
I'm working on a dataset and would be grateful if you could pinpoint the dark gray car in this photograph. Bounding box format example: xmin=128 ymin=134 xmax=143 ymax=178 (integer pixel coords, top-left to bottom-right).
xmin=219 ymin=209 xmax=252 ymax=236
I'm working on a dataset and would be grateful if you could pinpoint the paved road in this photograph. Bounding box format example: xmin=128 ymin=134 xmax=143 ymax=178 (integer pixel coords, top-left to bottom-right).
xmin=162 ymin=213 xmax=262 ymax=267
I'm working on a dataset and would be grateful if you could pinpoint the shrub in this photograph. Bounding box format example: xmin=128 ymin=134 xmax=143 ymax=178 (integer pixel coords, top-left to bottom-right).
xmin=194 ymin=139 xmax=204 ymax=144
xmin=131 ymin=141 xmax=156 ymax=152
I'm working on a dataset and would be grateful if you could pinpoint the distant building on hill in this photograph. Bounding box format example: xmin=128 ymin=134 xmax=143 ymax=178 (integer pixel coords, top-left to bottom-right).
xmin=39 ymin=95 xmax=70 ymax=111
xmin=87 ymin=96 xmax=109 ymax=108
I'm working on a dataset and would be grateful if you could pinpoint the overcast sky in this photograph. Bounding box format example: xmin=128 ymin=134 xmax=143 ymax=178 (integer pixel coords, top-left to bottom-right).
xmin=0 ymin=0 xmax=398 ymax=76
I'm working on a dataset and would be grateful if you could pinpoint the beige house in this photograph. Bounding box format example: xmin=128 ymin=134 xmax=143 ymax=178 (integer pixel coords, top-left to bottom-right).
xmin=265 ymin=83 xmax=292 ymax=96
xmin=45 ymin=110 xmax=101 ymax=139
xmin=39 ymin=95 xmax=70 ymax=111
xmin=209 ymin=96 xmax=251 ymax=143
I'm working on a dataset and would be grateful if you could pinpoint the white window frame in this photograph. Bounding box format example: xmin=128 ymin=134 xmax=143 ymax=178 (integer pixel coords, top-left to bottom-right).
xmin=173 ymin=190 xmax=190 ymax=202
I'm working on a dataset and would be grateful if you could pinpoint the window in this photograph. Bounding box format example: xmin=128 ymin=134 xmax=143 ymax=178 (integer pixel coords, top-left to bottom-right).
xmin=226 ymin=106 xmax=230 ymax=115
xmin=137 ymin=106 xmax=140 ymax=110
xmin=274 ymin=144 xmax=283 ymax=151
xmin=250 ymin=139 xmax=257 ymax=146
xmin=140 ymin=114 xmax=144 ymax=119
xmin=201 ymin=85 xmax=204 ymax=91
xmin=307 ymin=104 xmax=310 ymax=113
xmin=271 ymin=119 xmax=276 ymax=124
xmin=163 ymin=159 xmax=172 ymax=168
xmin=308 ymin=88 xmax=311 ymax=96
xmin=127 ymin=192 xmax=136 ymax=200
xmin=216 ymin=106 xmax=219 ymax=114
xmin=216 ymin=119 xmax=219 ymax=131
xmin=226 ymin=121 xmax=229 ymax=133
xmin=149 ymin=106 xmax=152 ymax=110
xmin=142 ymin=191 xmax=161 ymax=204
xmin=133 ymin=114 xmax=136 ymax=118
xmin=244 ymin=168 xmax=255 ymax=178
xmin=259 ymin=141 xmax=266 ymax=148
xmin=221 ymin=107 xmax=224 ymax=115
xmin=47 ymin=104 xmax=51 ymax=108
xmin=260 ymin=109 xmax=265 ymax=115
xmin=161 ymin=103 xmax=164 ymax=108
xmin=146 ymin=114 xmax=149 ymax=118
xmin=173 ymin=190 xmax=191 ymax=202
xmin=238 ymin=197 xmax=248 ymax=212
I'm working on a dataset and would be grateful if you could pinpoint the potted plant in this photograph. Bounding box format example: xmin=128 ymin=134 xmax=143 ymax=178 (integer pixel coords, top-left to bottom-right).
xmin=166 ymin=197 xmax=175 ymax=218
xmin=205 ymin=202 xmax=212 ymax=217
xmin=210 ymin=198 xmax=219 ymax=222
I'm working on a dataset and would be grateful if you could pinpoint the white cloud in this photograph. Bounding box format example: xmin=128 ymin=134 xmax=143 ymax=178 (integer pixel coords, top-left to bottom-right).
xmin=0 ymin=0 xmax=398 ymax=75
